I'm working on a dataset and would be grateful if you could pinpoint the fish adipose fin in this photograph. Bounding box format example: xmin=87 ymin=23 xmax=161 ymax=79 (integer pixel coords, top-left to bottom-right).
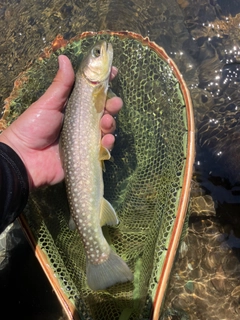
xmin=100 ymin=198 xmax=119 ymax=226
xmin=87 ymin=250 xmax=133 ymax=290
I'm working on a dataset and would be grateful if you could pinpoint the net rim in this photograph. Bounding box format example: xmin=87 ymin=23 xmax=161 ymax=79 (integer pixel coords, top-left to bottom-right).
xmin=19 ymin=214 xmax=80 ymax=320
xmin=11 ymin=30 xmax=195 ymax=319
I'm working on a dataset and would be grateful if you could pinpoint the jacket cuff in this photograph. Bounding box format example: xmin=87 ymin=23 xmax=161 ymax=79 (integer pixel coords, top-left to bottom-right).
xmin=0 ymin=142 xmax=29 ymax=233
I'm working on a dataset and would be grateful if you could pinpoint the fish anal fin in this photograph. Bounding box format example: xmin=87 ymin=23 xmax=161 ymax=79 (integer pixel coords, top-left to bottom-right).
xmin=86 ymin=250 xmax=133 ymax=290
xmin=100 ymin=198 xmax=119 ymax=227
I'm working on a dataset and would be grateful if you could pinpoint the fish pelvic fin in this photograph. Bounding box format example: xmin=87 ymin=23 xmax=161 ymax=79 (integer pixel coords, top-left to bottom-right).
xmin=86 ymin=250 xmax=133 ymax=290
xmin=100 ymin=198 xmax=119 ymax=227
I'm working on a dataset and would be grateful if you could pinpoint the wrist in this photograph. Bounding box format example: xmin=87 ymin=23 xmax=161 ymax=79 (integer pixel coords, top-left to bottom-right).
xmin=0 ymin=130 xmax=33 ymax=190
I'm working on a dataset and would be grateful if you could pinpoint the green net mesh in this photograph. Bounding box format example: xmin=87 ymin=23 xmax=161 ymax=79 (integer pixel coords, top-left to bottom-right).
xmin=2 ymin=32 xmax=192 ymax=319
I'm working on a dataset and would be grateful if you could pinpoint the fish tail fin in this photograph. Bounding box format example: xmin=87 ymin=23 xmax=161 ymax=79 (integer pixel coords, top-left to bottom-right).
xmin=86 ymin=250 xmax=133 ymax=291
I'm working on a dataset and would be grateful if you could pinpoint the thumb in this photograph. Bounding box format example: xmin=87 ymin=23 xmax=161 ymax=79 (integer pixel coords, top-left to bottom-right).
xmin=31 ymin=55 xmax=75 ymax=111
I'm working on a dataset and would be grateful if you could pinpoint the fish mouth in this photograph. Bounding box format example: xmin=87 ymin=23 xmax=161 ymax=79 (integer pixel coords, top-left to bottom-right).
xmin=103 ymin=42 xmax=113 ymax=54
xmin=101 ymin=41 xmax=108 ymax=53
xmin=83 ymin=41 xmax=113 ymax=85
xmin=100 ymin=41 xmax=113 ymax=66
xmin=103 ymin=42 xmax=113 ymax=78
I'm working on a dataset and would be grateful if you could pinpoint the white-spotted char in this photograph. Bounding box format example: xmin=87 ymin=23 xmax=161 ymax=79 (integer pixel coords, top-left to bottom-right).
xmin=60 ymin=41 xmax=133 ymax=290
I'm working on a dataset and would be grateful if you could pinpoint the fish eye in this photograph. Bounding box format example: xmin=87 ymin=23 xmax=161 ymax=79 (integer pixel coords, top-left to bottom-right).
xmin=92 ymin=46 xmax=101 ymax=58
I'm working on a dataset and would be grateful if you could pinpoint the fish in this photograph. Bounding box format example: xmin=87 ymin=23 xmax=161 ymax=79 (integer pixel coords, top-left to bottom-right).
xmin=60 ymin=41 xmax=133 ymax=291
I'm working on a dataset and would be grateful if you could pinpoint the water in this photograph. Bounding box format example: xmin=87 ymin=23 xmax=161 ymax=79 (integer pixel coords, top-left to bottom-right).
xmin=1 ymin=0 xmax=240 ymax=319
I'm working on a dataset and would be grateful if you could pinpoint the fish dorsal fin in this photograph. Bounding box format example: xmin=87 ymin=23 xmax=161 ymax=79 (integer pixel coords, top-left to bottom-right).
xmin=94 ymin=85 xmax=107 ymax=113
xmin=100 ymin=198 xmax=119 ymax=227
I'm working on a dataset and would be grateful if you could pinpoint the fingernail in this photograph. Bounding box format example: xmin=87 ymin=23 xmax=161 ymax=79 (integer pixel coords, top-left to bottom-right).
xmin=111 ymin=66 xmax=118 ymax=78
xmin=58 ymin=55 xmax=65 ymax=70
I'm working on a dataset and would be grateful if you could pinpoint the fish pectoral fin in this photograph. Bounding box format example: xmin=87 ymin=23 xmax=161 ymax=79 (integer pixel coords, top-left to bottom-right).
xmin=100 ymin=198 xmax=119 ymax=227
xmin=107 ymin=88 xmax=117 ymax=99
xmin=99 ymin=145 xmax=111 ymax=161
xmin=101 ymin=160 xmax=106 ymax=172
xmin=94 ymin=85 xmax=106 ymax=113
xmin=99 ymin=145 xmax=111 ymax=172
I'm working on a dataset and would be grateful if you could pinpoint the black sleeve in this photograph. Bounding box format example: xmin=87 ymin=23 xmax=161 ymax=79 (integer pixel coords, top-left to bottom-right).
xmin=0 ymin=142 xmax=29 ymax=233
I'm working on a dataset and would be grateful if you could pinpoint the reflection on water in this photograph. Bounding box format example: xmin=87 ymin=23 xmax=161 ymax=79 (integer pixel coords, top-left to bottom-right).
xmin=1 ymin=0 xmax=240 ymax=319
xmin=162 ymin=186 xmax=240 ymax=319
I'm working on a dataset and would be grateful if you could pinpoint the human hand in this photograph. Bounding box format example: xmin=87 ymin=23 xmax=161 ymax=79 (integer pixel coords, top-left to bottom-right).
xmin=0 ymin=55 xmax=122 ymax=190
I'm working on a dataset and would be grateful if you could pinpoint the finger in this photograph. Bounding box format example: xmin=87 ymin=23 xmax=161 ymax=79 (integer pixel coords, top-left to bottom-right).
xmin=105 ymin=96 xmax=123 ymax=115
xmin=110 ymin=66 xmax=118 ymax=80
xmin=100 ymin=114 xmax=116 ymax=134
xmin=31 ymin=55 xmax=75 ymax=111
xmin=102 ymin=133 xmax=115 ymax=151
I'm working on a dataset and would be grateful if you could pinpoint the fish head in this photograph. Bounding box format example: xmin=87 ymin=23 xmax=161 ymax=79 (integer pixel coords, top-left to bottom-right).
xmin=81 ymin=41 xmax=113 ymax=85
